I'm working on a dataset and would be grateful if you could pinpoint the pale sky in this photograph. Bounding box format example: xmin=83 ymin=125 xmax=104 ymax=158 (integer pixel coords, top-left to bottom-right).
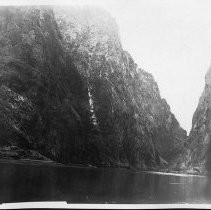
xmin=2 ymin=0 xmax=211 ymax=133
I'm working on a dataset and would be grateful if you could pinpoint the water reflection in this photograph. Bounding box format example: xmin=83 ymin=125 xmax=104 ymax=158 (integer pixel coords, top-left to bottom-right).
xmin=0 ymin=162 xmax=208 ymax=203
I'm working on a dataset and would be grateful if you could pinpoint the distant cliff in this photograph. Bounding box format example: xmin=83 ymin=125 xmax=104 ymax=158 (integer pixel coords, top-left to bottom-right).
xmin=0 ymin=6 xmax=187 ymax=169
xmin=174 ymin=67 xmax=211 ymax=174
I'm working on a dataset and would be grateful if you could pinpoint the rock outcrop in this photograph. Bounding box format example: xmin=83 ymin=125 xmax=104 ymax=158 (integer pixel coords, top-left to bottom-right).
xmin=0 ymin=6 xmax=187 ymax=169
xmin=175 ymin=66 xmax=211 ymax=174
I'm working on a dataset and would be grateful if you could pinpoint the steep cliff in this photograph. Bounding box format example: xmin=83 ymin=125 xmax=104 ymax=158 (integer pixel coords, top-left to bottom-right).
xmin=0 ymin=6 xmax=187 ymax=169
xmin=54 ymin=6 xmax=187 ymax=168
xmin=175 ymin=67 xmax=211 ymax=174
xmin=0 ymin=6 xmax=93 ymax=163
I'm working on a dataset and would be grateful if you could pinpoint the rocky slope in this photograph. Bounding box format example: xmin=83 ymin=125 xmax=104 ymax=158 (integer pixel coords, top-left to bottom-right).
xmin=0 ymin=6 xmax=187 ymax=169
xmin=174 ymin=67 xmax=211 ymax=174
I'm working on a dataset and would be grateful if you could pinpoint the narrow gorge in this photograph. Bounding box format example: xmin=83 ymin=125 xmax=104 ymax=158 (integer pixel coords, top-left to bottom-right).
xmin=2 ymin=3 xmax=211 ymax=205
xmin=1 ymin=5 xmax=202 ymax=172
xmin=173 ymin=66 xmax=211 ymax=175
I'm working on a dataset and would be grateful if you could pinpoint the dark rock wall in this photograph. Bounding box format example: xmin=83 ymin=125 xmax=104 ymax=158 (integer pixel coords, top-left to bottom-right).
xmin=0 ymin=6 xmax=93 ymax=163
xmin=0 ymin=6 xmax=187 ymax=169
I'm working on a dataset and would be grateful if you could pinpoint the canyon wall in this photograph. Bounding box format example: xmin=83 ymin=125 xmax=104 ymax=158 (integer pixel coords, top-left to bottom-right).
xmin=0 ymin=6 xmax=187 ymax=169
xmin=174 ymin=67 xmax=211 ymax=174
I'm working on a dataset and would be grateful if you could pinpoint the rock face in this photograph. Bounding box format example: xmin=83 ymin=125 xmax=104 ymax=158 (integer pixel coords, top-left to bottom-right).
xmin=0 ymin=6 xmax=92 ymax=163
xmin=0 ymin=6 xmax=187 ymax=169
xmin=177 ymin=67 xmax=211 ymax=174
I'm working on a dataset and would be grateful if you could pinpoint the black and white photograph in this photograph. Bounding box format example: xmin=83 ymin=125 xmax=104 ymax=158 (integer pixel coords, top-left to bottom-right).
xmin=0 ymin=0 xmax=211 ymax=209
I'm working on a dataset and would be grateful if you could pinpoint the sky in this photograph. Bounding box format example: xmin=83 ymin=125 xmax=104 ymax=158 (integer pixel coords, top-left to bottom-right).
xmin=2 ymin=0 xmax=211 ymax=133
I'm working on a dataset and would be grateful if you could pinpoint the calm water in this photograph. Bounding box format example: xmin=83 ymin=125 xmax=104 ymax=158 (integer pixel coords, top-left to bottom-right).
xmin=0 ymin=161 xmax=210 ymax=204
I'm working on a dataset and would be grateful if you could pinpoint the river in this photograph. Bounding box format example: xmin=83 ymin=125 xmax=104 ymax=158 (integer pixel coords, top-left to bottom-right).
xmin=0 ymin=160 xmax=210 ymax=204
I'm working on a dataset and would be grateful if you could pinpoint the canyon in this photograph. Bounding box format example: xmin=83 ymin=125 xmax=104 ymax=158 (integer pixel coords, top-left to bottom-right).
xmin=0 ymin=6 xmax=209 ymax=174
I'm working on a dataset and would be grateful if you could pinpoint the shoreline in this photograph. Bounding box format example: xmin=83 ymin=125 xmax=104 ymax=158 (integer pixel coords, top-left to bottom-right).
xmin=0 ymin=158 xmax=65 ymax=167
xmin=142 ymin=170 xmax=206 ymax=178
xmin=0 ymin=158 xmax=206 ymax=177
